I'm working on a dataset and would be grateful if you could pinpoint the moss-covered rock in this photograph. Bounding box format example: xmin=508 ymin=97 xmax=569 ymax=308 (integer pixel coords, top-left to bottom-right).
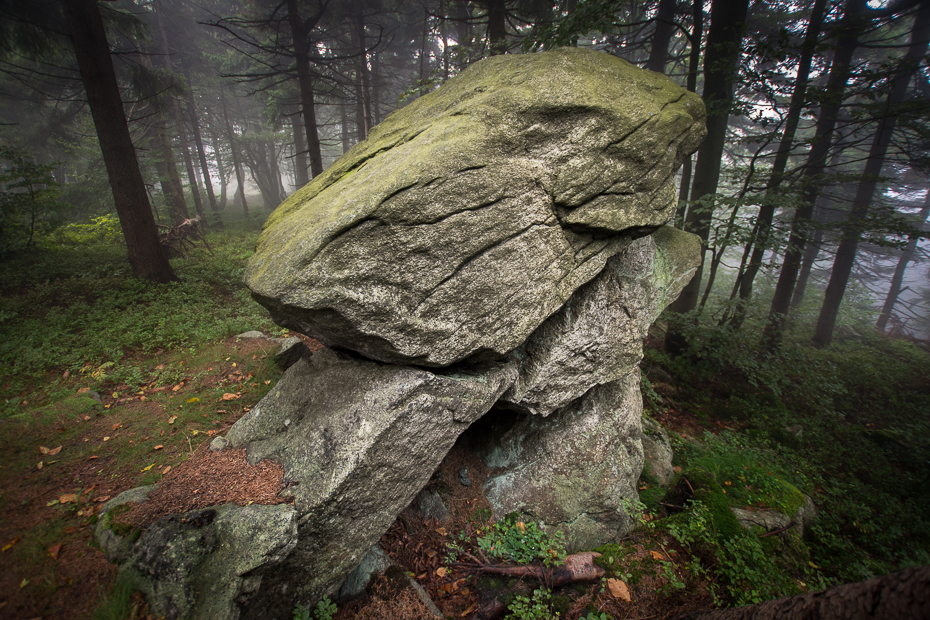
xmin=245 ymin=47 xmax=704 ymax=367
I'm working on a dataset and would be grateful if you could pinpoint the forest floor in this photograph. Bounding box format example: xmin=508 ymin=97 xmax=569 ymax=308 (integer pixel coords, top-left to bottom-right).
xmin=1 ymin=213 xmax=928 ymax=619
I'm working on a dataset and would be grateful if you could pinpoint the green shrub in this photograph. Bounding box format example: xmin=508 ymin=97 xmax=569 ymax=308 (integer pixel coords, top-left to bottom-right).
xmin=478 ymin=513 xmax=566 ymax=567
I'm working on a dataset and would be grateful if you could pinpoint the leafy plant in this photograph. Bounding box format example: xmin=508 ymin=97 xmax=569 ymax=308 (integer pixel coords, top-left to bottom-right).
xmin=507 ymin=588 xmax=559 ymax=620
xmin=292 ymin=597 xmax=336 ymax=620
xmin=478 ymin=513 xmax=566 ymax=567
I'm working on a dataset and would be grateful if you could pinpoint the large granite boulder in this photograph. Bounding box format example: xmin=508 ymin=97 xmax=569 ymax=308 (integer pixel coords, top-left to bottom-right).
xmin=94 ymin=47 xmax=705 ymax=620
xmin=244 ymin=47 xmax=704 ymax=367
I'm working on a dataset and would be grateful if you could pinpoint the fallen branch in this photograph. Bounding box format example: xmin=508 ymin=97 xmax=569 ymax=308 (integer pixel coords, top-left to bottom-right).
xmin=453 ymin=551 xmax=604 ymax=586
xmin=158 ymin=217 xmax=213 ymax=258
xmin=458 ymin=553 xmax=605 ymax=620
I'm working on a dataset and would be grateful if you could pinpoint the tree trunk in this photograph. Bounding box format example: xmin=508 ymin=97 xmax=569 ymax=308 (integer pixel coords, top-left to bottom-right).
xmin=728 ymin=0 xmax=828 ymax=328
xmin=762 ymin=0 xmax=866 ymax=350
xmin=664 ymin=0 xmax=749 ymax=353
xmin=289 ymin=103 xmax=310 ymax=188
xmin=153 ymin=0 xmax=205 ymax=228
xmin=877 ymin=193 xmax=930 ymax=332
xmin=153 ymin=113 xmax=190 ymax=223
xmin=220 ymin=85 xmax=249 ymax=217
xmin=210 ymin=129 xmax=228 ymax=210
xmin=354 ymin=10 xmax=372 ymax=141
xmin=486 ymin=0 xmax=507 ymax=55
xmin=285 ymin=0 xmax=324 ymax=178
xmin=812 ymin=1 xmax=930 ymax=347
xmin=61 ymin=0 xmax=176 ymax=283
xmin=675 ymin=0 xmax=703 ymax=225
xmin=677 ymin=565 xmax=930 ymax=620
xmin=646 ymin=0 xmax=677 ymax=73
xmin=181 ymin=66 xmax=222 ymax=228
xmin=341 ymin=101 xmax=351 ymax=153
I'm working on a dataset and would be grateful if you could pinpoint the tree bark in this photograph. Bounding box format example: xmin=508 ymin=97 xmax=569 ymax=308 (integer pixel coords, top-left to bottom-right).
xmin=728 ymin=0 xmax=828 ymax=328
xmin=762 ymin=0 xmax=866 ymax=350
xmin=181 ymin=65 xmax=221 ymax=227
xmin=812 ymin=0 xmax=930 ymax=347
xmin=677 ymin=564 xmax=930 ymax=620
xmin=665 ymin=0 xmax=749 ymax=353
xmin=285 ymin=0 xmax=324 ymax=178
xmin=219 ymin=85 xmax=249 ymax=217
xmin=289 ymin=103 xmax=310 ymax=188
xmin=61 ymin=0 xmax=176 ymax=283
xmin=486 ymin=0 xmax=507 ymax=55
xmin=153 ymin=112 xmax=190 ymax=223
xmin=210 ymin=129 xmax=228 ymax=210
xmin=354 ymin=10 xmax=372 ymax=141
xmin=877 ymin=192 xmax=930 ymax=332
xmin=675 ymin=0 xmax=703 ymax=226
xmin=646 ymin=0 xmax=677 ymax=73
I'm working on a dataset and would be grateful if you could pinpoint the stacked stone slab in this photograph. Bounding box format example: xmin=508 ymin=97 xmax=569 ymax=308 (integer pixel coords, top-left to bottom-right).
xmin=94 ymin=47 xmax=704 ymax=620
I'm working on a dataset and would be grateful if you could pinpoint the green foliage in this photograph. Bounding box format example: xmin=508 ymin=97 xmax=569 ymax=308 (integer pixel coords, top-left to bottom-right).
xmin=478 ymin=513 xmax=567 ymax=567
xmin=0 ymin=143 xmax=63 ymax=256
xmin=507 ymin=588 xmax=559 ymax=620
xmin=292 ymin=597 xmax=336 ymax=620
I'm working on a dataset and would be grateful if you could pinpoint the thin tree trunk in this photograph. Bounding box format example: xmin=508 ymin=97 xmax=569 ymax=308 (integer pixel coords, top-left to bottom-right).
xmin=675 ymin=0 xmax=703 ymax=226
xmin=763 ymin=0 xmax=866 ymax=350
xmin=153 ymin=113 xmax=190 ymax=223
xmin=877 ymin=192 xmax=930 ymax=332
xmin=646 ymin=0 xmax=677 ymax=73
xmin=210 ymin=129 xmax=228 ymax=210
xmin=286 ymin=0 xmax=324 ymax=178
xmin=677 ymin=564 xmax=930 ymax=620
xmin=181 ymin=66 xmax=221 ymax=228
xmin=153 ymin=0 xmax=205 ymax=228
xmin=790 ymin=227 xmax=823 ymax=309
xmin=289 ymin=103 xmax=310 ymax=187
xmin=371 ymin=51 xmax=381 ymax=125
xmin=812 ymin=1 xmax=930 ymax=347
xmin=354 ymin=11 xmax=372 ymax=141
xmin=61 ymin=0 xmax=175 ymax=283
xmin=341 ymin=101 xmax=351 ymax=153
xmin=728 ymin=0 xmax=828 ymax=328
xmin=220 ymin=85 xmax=248 ymax=218
xmin=665 ymin=0 xmax=749 ymax=353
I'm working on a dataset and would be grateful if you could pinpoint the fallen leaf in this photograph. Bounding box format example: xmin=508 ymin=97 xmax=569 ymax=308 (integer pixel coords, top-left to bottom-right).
xmin=724 ymin=480 xmax=732 ymax=486
xmin=111 ymin=392 xmax=118 ymax=399
xmin=97 ymin=495 xmax=110 ymax=502
xmin=19 ymin=578 xmax=28 ymax=588
xmin=83 ymin=415 xmax=91 ymax=420
xmin=2 ymin=537 xmax=20 ymax=552
xmin=461 ymin=602 xmax=477 ymax=616
xmin=216 ymin=409 xmax=227 ymax=414
xmin=172 ymin=384 xmax=182 ymax=392
xmin=607 ymin=578 xmax=631 ymax=601
xmin=139 ymin=396 xmax=147 ymax=401
xmin=264 ymin=380 xmax=271 ymax=385
xmin=168 ymin=416 xmax=177 ymax=424
xmin=162 ymin=466 xmax=171 ymax=475
xmin=221 ymin=393 xmax=239 ymax=401
xmin=650 ymin=550 xmax=664 ymax=561
xmin=515 ymin=521 xmax=526 ymax=532
xmin=639 ymin=485 xmax=648 ymax=490
xmin=673 ymin=466 xmax=682 ymax=472
xmin=48 ymin=543 xmax=63 ymax=560
xmin=436 ymin=527 xmax=447 ymax=536
xmin=102 ymin=436 xmax=110 ymax=442
xmin=436 ymin=567 xmax=448 ymax=578
xmin=231 ymin=362 xmax=237 ymax=367
xmin=140 ymin=464 xmax=155 ymax=472
xmin=59 ymin=493 xmax=78 ymax=504
xmin=809 ymin=561 xmax=819 ymax=569
xmin=187 ymin=397 xmax=199 ymax=403
xmin=87 ymin=456 xmax=98 ymax=460
xmin=77 ymin=387 xmax=90 ymax=394
xmin=112 ymin=423 xmax=122 ymax=431
xmin=36 ymin=461 xmax=43 ymax=470
xmin=63 ymin=526 xmax=76 ymax=534
xmin=46 ymin=500 xmax=59 ymax=507
xmin=153 ymin=445 xmax=164 ymax=451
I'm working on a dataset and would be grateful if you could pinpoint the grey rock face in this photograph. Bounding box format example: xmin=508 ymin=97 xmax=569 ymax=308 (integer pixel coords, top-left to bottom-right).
xmin=95 ymin=498 xmax=298 ymax=620
xmin=245 ymin=48 xmax=704 ymax=367
xmin=641 ymin=417 xmax=675 ymax=486
xmin=228 ymin=348 xmax=516 ymax=617
xmin=500 ymin=228 xmax=698 ymax=416
xmin=483 ymin=371 xmax=645 ymax=551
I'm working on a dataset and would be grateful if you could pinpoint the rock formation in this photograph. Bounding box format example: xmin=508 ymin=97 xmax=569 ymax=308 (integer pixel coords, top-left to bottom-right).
xmin=95 ymin=46 xmax=704 ymax=620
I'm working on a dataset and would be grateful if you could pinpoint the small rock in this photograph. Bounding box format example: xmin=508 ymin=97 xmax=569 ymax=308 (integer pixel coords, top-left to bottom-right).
xmin=641 ymin=417 xmax=675 ymax=486
xmin=273 ymin=337 xmax=310 ymax=370
xmin=416 ymin=489 xmax=451 ymax=523
xmin=338 ymin=545 xmax=393 ymax=600
xmin=209 ymin=436 xmax=230 ymax=452
xmin=235 ymin=331 xmax=268 ymax=339
xmin=458 ymin=466 xmax=471 ymax=487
